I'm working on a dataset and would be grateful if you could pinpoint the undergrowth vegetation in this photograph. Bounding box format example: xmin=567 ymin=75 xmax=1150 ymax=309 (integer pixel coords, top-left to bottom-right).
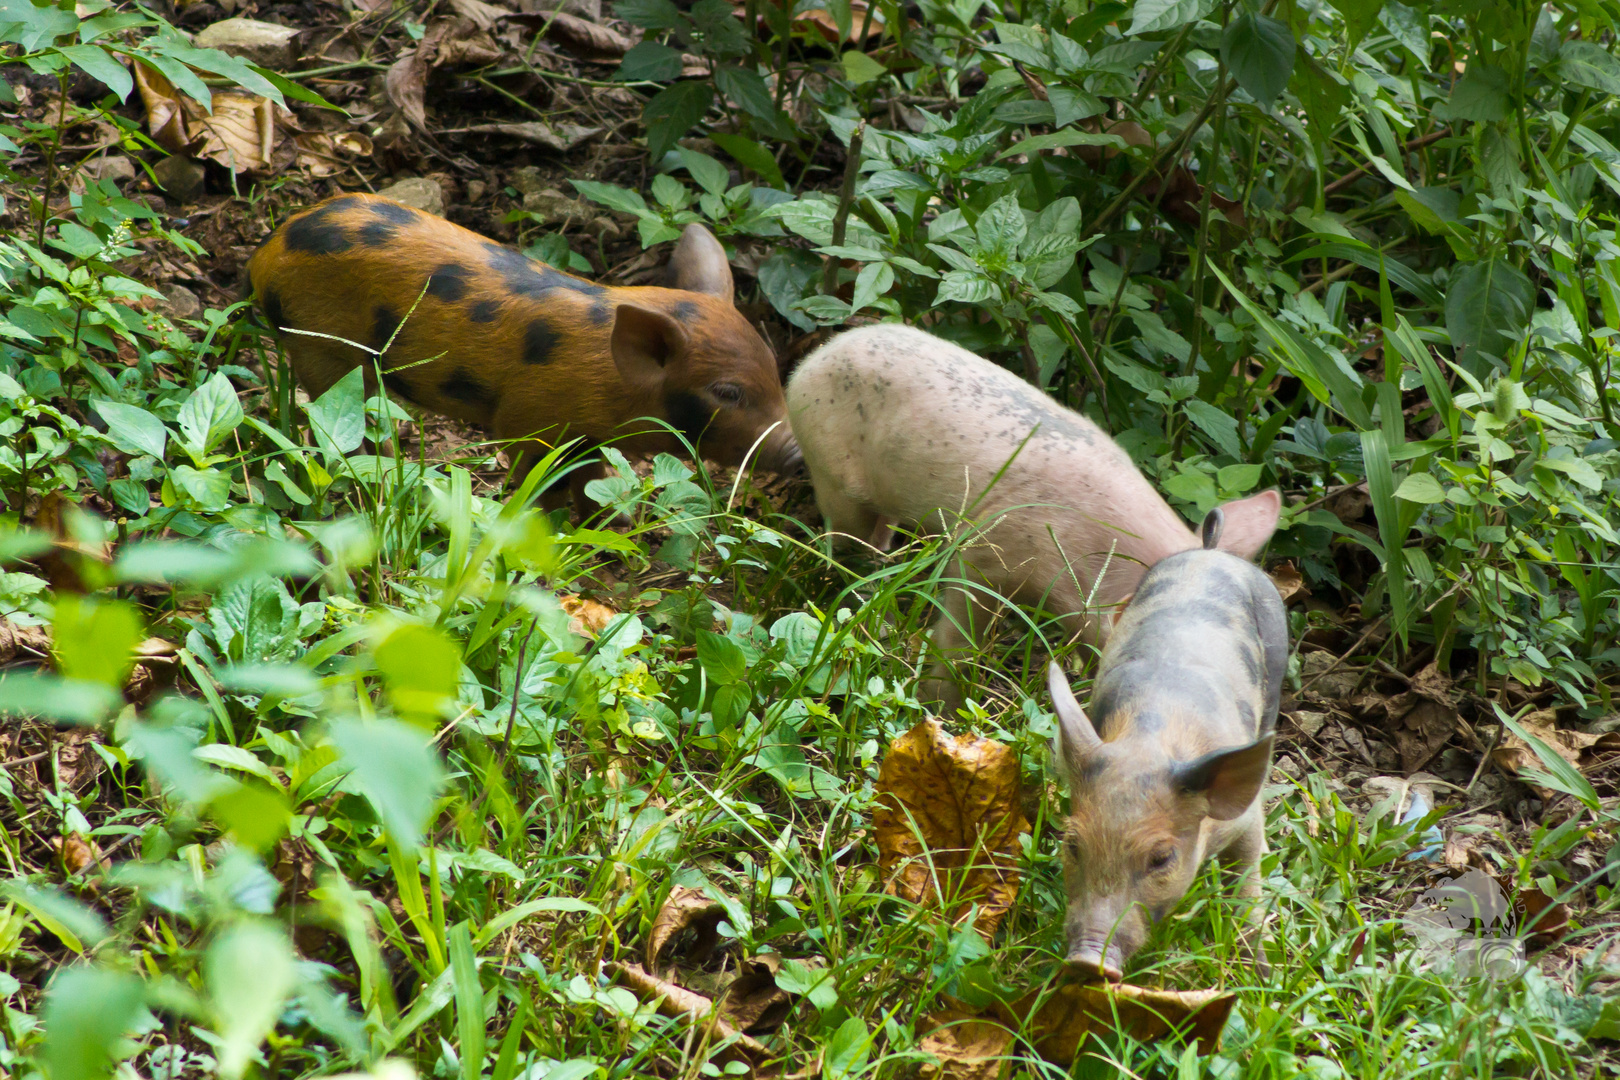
xmin=0 ymin=0 xmax=1618 ymax=1078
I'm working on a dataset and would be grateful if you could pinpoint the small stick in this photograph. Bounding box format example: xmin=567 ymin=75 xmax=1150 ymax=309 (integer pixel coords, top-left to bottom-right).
xmin=822 ymin=122 xmax=867 ymax=298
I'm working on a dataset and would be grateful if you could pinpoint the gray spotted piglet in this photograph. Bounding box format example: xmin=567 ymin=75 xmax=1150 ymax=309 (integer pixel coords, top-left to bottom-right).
xmin=785 ymin=323 xmax=1280 ymax=705
xmin=1047 ymin=507 xmax=1288 ymax=980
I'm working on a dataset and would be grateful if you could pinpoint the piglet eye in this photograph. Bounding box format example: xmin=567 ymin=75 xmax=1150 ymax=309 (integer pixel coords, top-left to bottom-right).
xmin=1065 ymin=838 xmax=1081 ymax=860
xmin=1148 ymin=846 xmax=1176 ymax=872
xmin=711 ymin=383 xmax=744 ymax=405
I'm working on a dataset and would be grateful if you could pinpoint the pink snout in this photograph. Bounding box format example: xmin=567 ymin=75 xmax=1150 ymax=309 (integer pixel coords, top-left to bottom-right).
xmin=1066 ymin=942 xmax=1126 ymax=983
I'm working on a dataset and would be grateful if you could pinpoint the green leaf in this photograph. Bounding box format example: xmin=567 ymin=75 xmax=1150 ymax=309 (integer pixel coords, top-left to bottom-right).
xmin=1394 ymin=186 xmax=1461 ymax=235
xmin=208 ymin=921 xmax=295 ymax=1080
xmin=40 ymin=966 xmax=143 ymax=1080
xmin=976 ymin=194 xmax=1027 ymax=255
xmin=450 ymin=923 xmax=486 ymax=1080
xmin=841 ymin=50 xmax=888 ymax=86
xmin=696 ymin=628 xmax=748 ymax=685
xmin=54 ymin=595 xmax=142 ymax=688
xmin=176 ymin=371 xmax=245 ymax=456
xmin=756 ymin=248 xmax=820 ymax=330
xmin=615 ymin=0 xmax=686 ymax=30
xmin=1559 ymin=40 xmax=1620 ymax=96
xmin=996 ymin=129 xmax=1125 ymax=160
xmin=1445 ymin=259 xmax=1534 ymax=373
xmin=571 ymin=179 xmax=650 ymax=217
xmin=714 ymin=64 xmax=776 ymax=118
xmin=824 ymin=1016 xmax=871 ymax=1080
xmin=56 ymin=43 xmax=132 ymax=101
xmin=91 ymin=399 xmax=168 ymax=459
xmin=0 ymin=0 xmax=78 ymax=51
xmin=643 ymin=81 xmax=713 ymax=163
xmin=1361 ymin=428 xmax=1409 ymax=641
xmin=330 ymin=718 xmax=445 ymax=850
xmin=374 ymin=623 xmax=463 ymax=725
xmin=935 ymin=271 xmax=997 ymax=305
xmin=775 ymin=958 xmax=839 ymax=1010
xmin=709 ymin=131 xmax=785 ymax=189
xmin=1393 ymin=472 xmax=1447 ymax=503
xmin=1441 ymin=63 xmax=1510 ymax=123
xmin=1127 ymin=0 xmax=1205 ymax=35
xmin=0 ymin=671 xmax=121 ymax=725
xmin=305 ymin=367 xmax=367 ymax=455
xmin=1294 ymin=54 xmax=1349 ymax=151
xmin=5 ymin=883 xmax=112 ymax=954
xmin=616 ymin=40 xmax=683 ymax=82
xmin=1222 ymin=14 xmax=1296 ymax=106
xmin=850 ymin=261 xmax=894 ymax=312
xmin=1336 ymin=0 xmax=1386 ymax=49
xmin=677 ymin=147 xmax=730 ymax=197
xmin=474 ymin=897 xmax=604 ymax=949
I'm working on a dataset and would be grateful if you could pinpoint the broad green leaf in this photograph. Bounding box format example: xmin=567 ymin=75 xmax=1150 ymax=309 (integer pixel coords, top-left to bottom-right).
xmin=643 ymin=81 xmax=713 ymax=163
xmin=1336 ymin=0 xmax=1386 ymax=49
xmin=841 ymin=50 xmax=888 ymax=86
xmin=1442 ymin=63 xmax=1510 ymax=123
xmin=5 ymin=883 xmax=112 ymax=954
xmin=40 ymin=966 xmax=143 ymax=1080
xmin=714 ymin=64 xmax=775 ymax=118
xmin=1128 ymin=0 xmax=1205 ymax=35
xmin=91 ymin=400 xmax=167 ymax=459
xmin=193 ymin=744 xmax=280 ymax=785
xmin=330 ymin=719 xmax=445 ymax=850
xmin=1361 ymin=429 xmax=1409 ymax=641
xmin=1445 ymin=259 xmax=1534 ymax=373
xmin=207 ymin=782 xmax=290 ymax=852
xmin=1222 ymin=14 xmax=1296 ymax=107
xmin=1394 ymin=186 xmax=1461 ymax=235
xmin=850 ymin=261 xmax=894 ymax=312
xmin=615 ymin=40 xmax=683 ymax=82
xmin=176 ymin=371 xmax=244 ymax=456
xmin=1559 ymin=40 xmax=1620 ymax=96
xmin=996 ymin=130 xmax=1124 ymax=160
xmin=570 ymin=180 xmax=650 ymax=216
xmin=373 ymin=623 xmax=462 ymax=725
xmin=708 ymin=131 xmax=785 ymax=189
xmin=57 ymin=43 xmax=132 ymax=101
xmin=976 ymin=194 xmax=1027 ymax=254
xmin=824 ymin=1016 xmax=871 ymax=1080
xmin=474 ymin=897 xmax=603 ymax=949
xmin=935 ymin=271 xmax=997 ymax=305
xmin=677 ymin=147 xmax=730 ymax=197
xmin=696 ymin=628 xmax=748 ymax=685
xmin=305 ymin=367 xmax=366 ymax=455
xmin=1394 ymin=472 xmax=1447 ymax=504
xmin=207 ymin=921 xmax=295 ymax=1080
xmin=53 ymin=595 xmax=142 ymax=688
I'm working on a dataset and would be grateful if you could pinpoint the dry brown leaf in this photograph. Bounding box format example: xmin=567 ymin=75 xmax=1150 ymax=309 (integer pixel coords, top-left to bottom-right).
xmin=918 ymin=1008 xmax=1016 ymax=1080
xmin=647 ymin=885 xmax=727 ymax=970
xmin=385 ymin=50 xmax=429 ymax=130
xmin=996 ymin=980 xmax=1235 ymax=1059
xmin=55 ymin=729 xmax=104 ymax=792
xmin=1518 ymin=882 xmax=1571 ymax=949
xmin=0 ymin=620 xmax=51 ymax=664
xmin=34 ymin=492 xmax=113 ymax=593
xmin=132 ymin=60 xmax=282 ymax=173
xmin=458 ymin=121 xmax=603 ymax=150
xmin=55 ymin=833 xmax=103 ymax=876
xmin=294 ymin=131 xmax=373 ymax=177
xmin=437 ymin=29 xmax=506 ymax=67
xmin=775 ymin=2 xmax=890 ymax=45
xmin=719 ymin=953 xmax=795 ymax=1034
xmin=448 ymin=0 xmax=511 ymax=31
xmin=516 ymin=10 xmax=635 ymax=58
xmin=1268 ymin=561 xmax=1305 ymax=604
xmin=874 ymin=719 xmax=1029 ymax=938
xmin=607 ymin=961 xmax=771 ymax=1063
xmin=561 ymin=595 xmax=619 ymax=637
xmin=1490 ymin=713 xmax=1611 ymax=799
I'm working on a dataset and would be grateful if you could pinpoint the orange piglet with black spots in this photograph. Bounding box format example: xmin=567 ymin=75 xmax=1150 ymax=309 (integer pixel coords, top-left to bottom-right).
xmin=245 ymin=192 xmax=801 ymax=512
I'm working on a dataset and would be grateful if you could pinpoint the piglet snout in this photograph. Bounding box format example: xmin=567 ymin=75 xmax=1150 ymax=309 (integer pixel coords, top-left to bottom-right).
xmin=1066 ymin=942 xmax=1125 ymax=983
xmin=775 ymin=434 xmax=805 ymax=475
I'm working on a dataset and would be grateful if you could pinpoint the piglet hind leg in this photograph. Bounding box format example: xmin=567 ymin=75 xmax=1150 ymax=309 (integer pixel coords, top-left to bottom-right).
xmin=917 ymin=570 xmax=1003 ymax=717
xmin=1220 ymin=811 xmax=1273 ymax=977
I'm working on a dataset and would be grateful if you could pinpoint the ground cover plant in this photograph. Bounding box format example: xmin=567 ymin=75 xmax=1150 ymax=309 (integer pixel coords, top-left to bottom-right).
xmin=0 ymin=0 xmax=1619 ymax=1077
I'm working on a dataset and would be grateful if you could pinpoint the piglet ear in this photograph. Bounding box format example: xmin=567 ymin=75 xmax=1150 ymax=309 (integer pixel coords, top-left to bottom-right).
xmin=666 ymin=224 xmax=734 ymax=303
xmin=1048 ymin=661 xmax=1101 ymax=777
xmin=1175 ymin=735 xmax=1274 ymax=820
xmin=1211 ymin=489 xmax=1281 ymax=559
xmin=612 ymin=303 xmax=688 ymax=388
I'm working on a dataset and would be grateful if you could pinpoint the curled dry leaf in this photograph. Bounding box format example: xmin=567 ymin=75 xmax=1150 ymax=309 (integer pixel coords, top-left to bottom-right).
xmin=1268 ymin=561 xmax=1305 ymax=604
xmin=720 ymin=953 xmax=794 ymax=1034
xmin=996 ymin=980 xmax=1236 ymax=1059
xmin=55 ymin=833 xmax=104 ymax=876
xmin=1491 ymin=711 xmax=1620 ymax=799
xmin=647 ymin=884 xmax=727 ymax=971
xmin=918 ymin=1008 xmax=1015 ymax=1080
xmin=507 ymin=10 xmax=635 ymax=59
xmin=458 ymin=121 xmax=604 ymax=151
xmin=294 ymin=131 xmax=374 ymax=178
xmin=385 ymin=50 xmax=429 ymax=131
xmin=1381 ymin=663 xmax=1462 ymax=774
xmin=561 ymin=595 xmax=619 ymax=637
xmin=607 ymin=961 xmax=771 ymax=1063
xmin=0 ymin=620 xmax=51 ymax=664
xmin=874 ymin=719 xmax=1029 ymax=938
xmin=447 ymin=0 xmax=510 ymax=32
xmin=133 ymin=61 xmax=282 ymax=173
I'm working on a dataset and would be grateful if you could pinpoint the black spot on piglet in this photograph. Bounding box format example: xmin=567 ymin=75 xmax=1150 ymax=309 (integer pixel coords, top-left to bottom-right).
xmin=373 ymin=305 xmax=402 ymax=351
xmin=426 ymin=263 xmax=473 ymax=303
xmin=664 ymin=391 xmax=713 ymax=445
xmin=283 ymin=203 xmax=352 ymax=255
xmin=261 ymin=287 xmax=287 ymax=334
xmin=440 ymin=368 xmax=495 ymax=410
xmin=523 ymin=319 xmax=558 ymax=365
